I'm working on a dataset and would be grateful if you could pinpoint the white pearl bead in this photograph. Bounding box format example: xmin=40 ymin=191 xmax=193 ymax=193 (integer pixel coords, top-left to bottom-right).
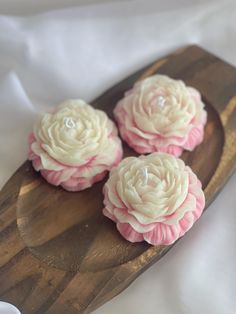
xmin=64 ymin=117 xmax=76 ymax=129
xmin=157 ymin=96 xmax=166 ymax=109
xmin=140 ymin=167 xmax=148 ymax=185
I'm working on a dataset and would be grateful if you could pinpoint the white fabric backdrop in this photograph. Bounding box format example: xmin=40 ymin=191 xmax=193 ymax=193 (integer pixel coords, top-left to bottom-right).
xmin=0 ymin=0 xmax=235 ymax=313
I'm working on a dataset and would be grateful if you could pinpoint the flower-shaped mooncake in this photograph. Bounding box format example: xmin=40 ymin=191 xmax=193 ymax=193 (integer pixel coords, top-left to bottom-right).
xmin=114 ymin=74 xmax=207 ymax=156
xmin=103 ymin=153 xmax=205 ymax=245
xmin=29 ymin=99 xmax=123 ymax=191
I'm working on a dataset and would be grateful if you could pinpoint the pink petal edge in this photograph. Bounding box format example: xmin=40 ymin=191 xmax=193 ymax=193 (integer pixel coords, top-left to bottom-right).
xmin=28 ymin=133 xmax=123 ymax=192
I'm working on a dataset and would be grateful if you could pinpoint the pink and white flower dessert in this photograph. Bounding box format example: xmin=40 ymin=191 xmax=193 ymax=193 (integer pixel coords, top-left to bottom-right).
xmin=114 ymin=75 xmax=207 ymax=156
xmin=103 ymin=153 xmax=205 ymax=245
xmin=28 ymin=99 xmax=123 ymax=191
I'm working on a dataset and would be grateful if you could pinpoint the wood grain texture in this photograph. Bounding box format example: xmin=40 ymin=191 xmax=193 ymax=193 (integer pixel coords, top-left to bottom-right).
xmin=0 ymin=45 xmax=236 ymax=314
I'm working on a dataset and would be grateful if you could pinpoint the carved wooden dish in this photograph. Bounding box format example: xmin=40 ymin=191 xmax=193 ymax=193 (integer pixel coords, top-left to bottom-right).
xmin=0 ymin=45 xmax=236 ymax=314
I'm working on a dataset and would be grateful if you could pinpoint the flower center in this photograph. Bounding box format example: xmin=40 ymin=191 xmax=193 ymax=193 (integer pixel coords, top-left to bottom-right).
xmin=156 ymin=96 xmax=166 ymax=109
xmin=64 ymin=117 xmax=76 ymax=129
xmin=140 ymin=167 xmax=148 ymax=185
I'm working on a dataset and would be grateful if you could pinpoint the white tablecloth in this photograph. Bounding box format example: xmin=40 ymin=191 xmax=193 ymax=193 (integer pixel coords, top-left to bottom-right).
xmin=0 ymin=1 xmax=235 ymax=313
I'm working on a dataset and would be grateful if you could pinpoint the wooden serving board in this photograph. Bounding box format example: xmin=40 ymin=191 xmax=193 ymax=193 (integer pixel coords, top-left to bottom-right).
xmin=0 ymin=45 xmax=236 ymax=314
